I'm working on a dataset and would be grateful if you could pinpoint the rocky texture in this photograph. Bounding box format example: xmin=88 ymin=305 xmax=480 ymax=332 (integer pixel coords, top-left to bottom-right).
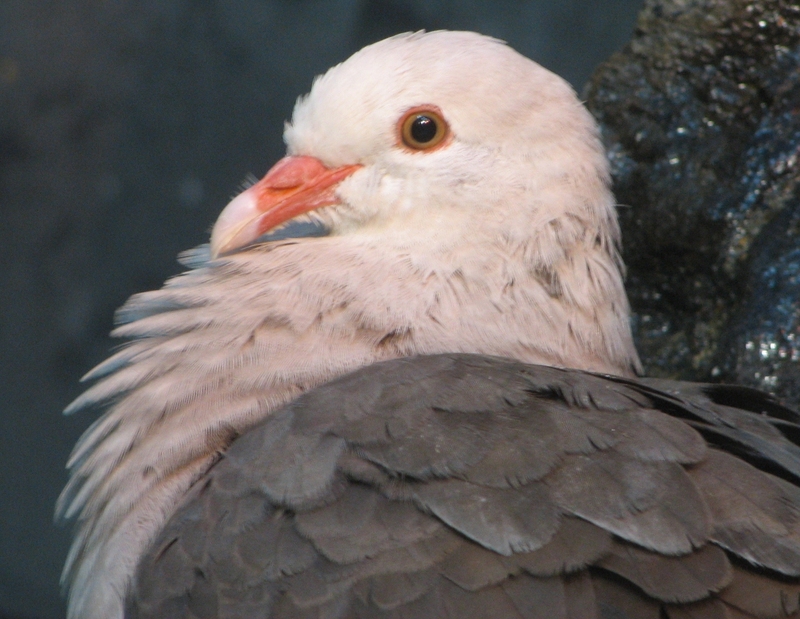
xmin=587 ymin=0 xmax=800 ymax=404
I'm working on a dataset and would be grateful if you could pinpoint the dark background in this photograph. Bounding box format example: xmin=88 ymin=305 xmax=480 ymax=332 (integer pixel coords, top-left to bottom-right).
xmin=0 ymin=1 xmax=644 ymax=617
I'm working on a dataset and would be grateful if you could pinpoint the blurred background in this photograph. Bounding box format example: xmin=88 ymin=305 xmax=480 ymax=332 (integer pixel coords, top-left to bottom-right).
xmin=0 ymin=1 xmax=645 ymax=617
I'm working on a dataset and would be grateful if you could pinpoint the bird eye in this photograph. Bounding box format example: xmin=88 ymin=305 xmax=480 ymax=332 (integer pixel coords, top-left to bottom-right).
xmin=399 ymin=106 xmax=450 ymax=151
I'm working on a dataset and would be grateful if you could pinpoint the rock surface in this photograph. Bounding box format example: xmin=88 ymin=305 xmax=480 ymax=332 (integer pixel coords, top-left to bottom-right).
xmin=587 ymin=0 xmax=800 ymax=403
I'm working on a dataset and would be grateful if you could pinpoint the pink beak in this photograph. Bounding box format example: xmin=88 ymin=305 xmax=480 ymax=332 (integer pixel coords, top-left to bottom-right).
xmin=210 ymin=156 xmax=362 ymax=258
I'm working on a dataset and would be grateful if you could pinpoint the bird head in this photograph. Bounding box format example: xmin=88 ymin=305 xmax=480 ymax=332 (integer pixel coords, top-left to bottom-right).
xmin=210 ymin=31 xmax=617 ymax=263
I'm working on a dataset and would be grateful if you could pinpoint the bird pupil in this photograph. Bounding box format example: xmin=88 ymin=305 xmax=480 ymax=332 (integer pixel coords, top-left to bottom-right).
xmin=411 ymin=115 xmax=437 ymax=143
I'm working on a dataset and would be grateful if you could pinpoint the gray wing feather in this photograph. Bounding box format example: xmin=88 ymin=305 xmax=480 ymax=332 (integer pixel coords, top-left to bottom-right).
xmin=690 ymin=449 xmax=800 ymax=576
xmin=126 ymin=354 xmax=800 ymax=618
xmin=596 ymin=541 xmax=732 ymax=603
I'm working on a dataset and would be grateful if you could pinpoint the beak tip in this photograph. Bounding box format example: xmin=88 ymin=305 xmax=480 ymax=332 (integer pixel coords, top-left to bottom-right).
xmin=209 ymin=190 xmax=261 ymax=258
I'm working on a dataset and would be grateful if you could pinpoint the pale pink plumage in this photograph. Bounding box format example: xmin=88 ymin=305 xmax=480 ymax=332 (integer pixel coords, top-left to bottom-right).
xmin=60 ymin=31 xmax=640 ymax=619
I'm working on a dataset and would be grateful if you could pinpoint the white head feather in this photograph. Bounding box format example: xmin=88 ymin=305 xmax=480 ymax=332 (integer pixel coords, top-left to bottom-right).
xmin=60 ymin=31 xmax=640 ymax=619
xmin=289 ymin=33 xmax=613 ymax=244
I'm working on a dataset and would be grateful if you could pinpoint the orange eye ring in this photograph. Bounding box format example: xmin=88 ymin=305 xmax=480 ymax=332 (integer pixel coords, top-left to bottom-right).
xmin=398 ymin=105 xmax=451 ymax=151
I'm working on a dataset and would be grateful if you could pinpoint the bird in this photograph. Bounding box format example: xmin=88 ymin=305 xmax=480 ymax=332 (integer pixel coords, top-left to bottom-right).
xmin=57 ymin=31 xmax=800 ymax=619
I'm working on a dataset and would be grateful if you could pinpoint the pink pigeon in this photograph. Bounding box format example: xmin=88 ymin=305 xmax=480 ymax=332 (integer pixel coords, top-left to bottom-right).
xmin=59 ymin=31 xmax=800 ymax=619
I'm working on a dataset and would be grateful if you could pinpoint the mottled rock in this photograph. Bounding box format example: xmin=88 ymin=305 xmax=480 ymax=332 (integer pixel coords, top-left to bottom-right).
xmin=586 ymin=0 xmax=800 ymax=404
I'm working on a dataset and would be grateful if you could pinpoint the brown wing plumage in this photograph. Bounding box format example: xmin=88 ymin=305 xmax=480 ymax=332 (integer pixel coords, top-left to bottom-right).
xmin=126 ymin=354 xmax=800 ymax=619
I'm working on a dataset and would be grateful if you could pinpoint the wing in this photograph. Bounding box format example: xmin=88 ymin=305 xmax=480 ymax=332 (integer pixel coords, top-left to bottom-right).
xmin=126 ymin=354 xmax=800 ymax=619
